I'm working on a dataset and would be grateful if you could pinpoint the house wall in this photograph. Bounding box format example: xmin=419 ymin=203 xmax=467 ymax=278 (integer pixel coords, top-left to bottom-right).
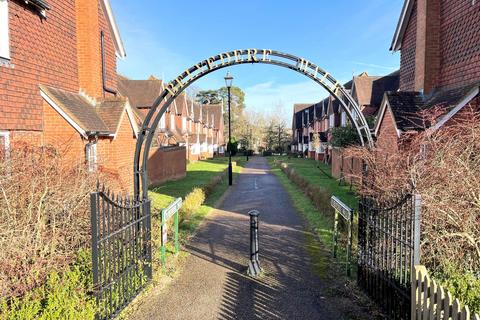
xmin=1 ymin=0 xmax=79 ymax=132
xmin=400 ymin=0 xmax=480 ymax=91
xmin=110 ymin=113 xmax=136 ymax=191
xmin=375 ymin=107 xmax=399 ymax=154
xmin=148 ymin=146 xmax=187 ymax=186
xmin=400 ymin=0 xmax=418 ymax=91
xmin=438 ymin=0 xmax=480 ymax=88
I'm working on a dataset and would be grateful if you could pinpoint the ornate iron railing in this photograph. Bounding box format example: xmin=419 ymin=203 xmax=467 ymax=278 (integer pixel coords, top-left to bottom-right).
xmin=90 ymin=186 xmax=152 ymax=319
xmin=357 ymin=193 xmax=421 ymax=320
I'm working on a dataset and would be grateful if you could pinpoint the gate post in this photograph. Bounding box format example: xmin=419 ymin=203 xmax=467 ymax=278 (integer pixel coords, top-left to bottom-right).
xmin=90 ymin=192 xmax=99 ymax=301
xmin=248 ymin=210 xmax=262 ymax=277
xmin=412 ymin=194 xmax=422 ymax=266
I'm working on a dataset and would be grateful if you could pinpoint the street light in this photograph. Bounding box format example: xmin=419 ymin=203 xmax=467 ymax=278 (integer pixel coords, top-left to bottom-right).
xmin=224 ymin=72 xmax=233 ymax=186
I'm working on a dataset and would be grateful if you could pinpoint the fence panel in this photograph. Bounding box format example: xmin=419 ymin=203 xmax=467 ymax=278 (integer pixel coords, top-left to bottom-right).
xmin=412 ymin=265 xmax=480 ymax=320
xmin=357 ymin=193 xmax=421 ymax=320
xmin=91 ymin=186 xmax=152 ymax=320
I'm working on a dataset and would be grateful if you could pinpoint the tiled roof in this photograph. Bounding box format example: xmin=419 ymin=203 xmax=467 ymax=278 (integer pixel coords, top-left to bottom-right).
xmin=203 ymin=104 xmax=223 ymax=129
xmin=386 ymin=91 xmax=426 ymax=131
xmin=40 ymin=85 xmax=110 ymax=133
xmin=118 ymin=78 xmax=162 ymax=109
xmin=294 ymin=103 xmax=312 ymax=113
xmin=423 ymin=82 xmax=479 ymax=112
xmin=95 ymin=97 xmax=129 ymax=133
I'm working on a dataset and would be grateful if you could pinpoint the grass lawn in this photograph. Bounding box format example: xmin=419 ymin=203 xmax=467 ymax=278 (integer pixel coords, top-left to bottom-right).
xmin=271 ymin=156 xmax=358 ymax=209
xmin=149 ymin=156 xmax=246 ymax=247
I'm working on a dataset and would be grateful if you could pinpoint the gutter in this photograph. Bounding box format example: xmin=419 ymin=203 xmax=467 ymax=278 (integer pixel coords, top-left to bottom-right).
xmin=101 ymin=31 xmax=117 ymax=97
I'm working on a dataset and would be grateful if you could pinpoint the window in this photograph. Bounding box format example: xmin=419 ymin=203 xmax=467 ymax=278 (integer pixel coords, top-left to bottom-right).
xmin=160 ymin=114 xmax=166 ymax=129
xmin=341 ymin=112 xmax=347 ymax=127
xmin=86 ymin=142 xmax=97 ymax=172
xmin=0 ymin=131 xmax=10 ymax=159
xmin=0 ymin=0 xmax=10 ymax=61
xmin=170 ymin=114 xmax=175 ymax=129
xmin=182 ymin=117 xmax=186 ymax=131
xmin=329 ymin=114 xmax=335 ymax=128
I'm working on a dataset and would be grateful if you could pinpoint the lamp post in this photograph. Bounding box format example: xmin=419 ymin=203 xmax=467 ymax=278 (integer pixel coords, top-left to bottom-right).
xmin=224 ymin=72 xmax=233 ymax=186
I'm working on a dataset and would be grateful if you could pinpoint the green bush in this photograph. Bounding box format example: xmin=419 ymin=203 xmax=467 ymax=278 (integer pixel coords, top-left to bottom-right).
xmin=434 ymin=264 xmax=480 ymax=315
xmin=180 ymin=188 xmax=206 ymax=223
xmin=0 ymin=250 xmax=96 ymax=320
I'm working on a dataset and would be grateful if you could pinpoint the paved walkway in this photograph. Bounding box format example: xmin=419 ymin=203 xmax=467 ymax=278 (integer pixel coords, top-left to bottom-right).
xmin=131 ymin=157 xmax=356 ymax=319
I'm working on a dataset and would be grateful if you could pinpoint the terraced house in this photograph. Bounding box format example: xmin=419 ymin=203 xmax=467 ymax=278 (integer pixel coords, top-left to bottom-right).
xmin=291 ymin=71 xmax=399 ymax=167
xmin=0 ymin=0 xmax=144 ymax=189
xmin=375 ymin=0 xmax=480 ymax=153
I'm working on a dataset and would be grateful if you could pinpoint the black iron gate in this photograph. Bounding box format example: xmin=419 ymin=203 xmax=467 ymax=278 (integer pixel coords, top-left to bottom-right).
xmin=357 ymin=193 xmax=421 ymax=320
xmin=90 ymin=186 xmax=152 ymax=319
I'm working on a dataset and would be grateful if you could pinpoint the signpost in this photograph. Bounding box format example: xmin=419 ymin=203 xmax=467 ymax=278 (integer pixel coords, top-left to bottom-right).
xmin=160 ymin=197 xmax=182 ymax=267
xmin=330 ymin=195 xmax=354 ymax=276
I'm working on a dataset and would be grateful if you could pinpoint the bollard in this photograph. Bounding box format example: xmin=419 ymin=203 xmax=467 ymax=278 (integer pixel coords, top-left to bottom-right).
xmin=247 ymin=210 xmax=262 ymax=277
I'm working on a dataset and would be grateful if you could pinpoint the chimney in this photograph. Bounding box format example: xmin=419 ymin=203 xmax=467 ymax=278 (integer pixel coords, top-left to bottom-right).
xmin=76 ymin=0 xmax=103 ymax=98
xmin=415 ymin=0 xmax=441 ymax=94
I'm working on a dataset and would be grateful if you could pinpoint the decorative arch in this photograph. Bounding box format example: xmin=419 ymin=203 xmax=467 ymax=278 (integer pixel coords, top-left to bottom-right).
xmin=134 ymin=49 xmax=374 ymax=199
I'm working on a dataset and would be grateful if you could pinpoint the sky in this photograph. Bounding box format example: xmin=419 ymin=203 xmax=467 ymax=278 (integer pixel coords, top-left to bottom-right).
xmin=112 ymin=0 xmax=404 ymax=121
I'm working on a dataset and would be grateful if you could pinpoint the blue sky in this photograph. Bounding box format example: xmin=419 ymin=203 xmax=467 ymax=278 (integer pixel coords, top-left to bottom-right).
xmin=112 ymin=0 xmax=403 ymax=119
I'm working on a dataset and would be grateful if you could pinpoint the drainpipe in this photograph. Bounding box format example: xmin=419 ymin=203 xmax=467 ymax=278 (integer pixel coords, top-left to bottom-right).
xmin=101 ymin=31 xmax=117 ymax=97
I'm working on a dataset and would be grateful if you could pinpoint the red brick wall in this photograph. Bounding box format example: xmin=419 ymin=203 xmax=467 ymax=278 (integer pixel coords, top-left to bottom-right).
xmin=76 ymin=0 xmax=117 ymax=98
xmin=148 ymin=146 xmax=187 ymax=186
xmin=438 ymin=0 xmax=480 ymax=88
xmin=42 ymin=100 xmax=86 ymax=165
xmin=376 ymin=107 xmax=399 ymax=154
xmin=0 ymin=0 xmax=79 ymax=131
xmin=0 ymin=0 xmax=118 ymax=132
xmin=400 ymin=0 xmax=417 ymax=91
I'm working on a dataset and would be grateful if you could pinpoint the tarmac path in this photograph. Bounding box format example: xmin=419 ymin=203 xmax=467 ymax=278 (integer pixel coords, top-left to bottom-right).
xmin=131 ymin=157 xmax=354 ymax=319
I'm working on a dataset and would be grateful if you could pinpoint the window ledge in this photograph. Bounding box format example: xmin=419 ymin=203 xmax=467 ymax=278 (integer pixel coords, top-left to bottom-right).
xmin=0 ymin=57 xmax=13 ymax=68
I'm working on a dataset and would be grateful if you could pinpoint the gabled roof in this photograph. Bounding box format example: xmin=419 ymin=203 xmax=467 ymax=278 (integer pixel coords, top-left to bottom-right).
xmin=294 ymin=103 xmax=312 ymax=113
xmin=351 ymin=70 xmax=400 ymax=112
xmin=203 ymin=104 xmax=223 ymax=130
xmin=40 ymin=85 xmax=137 ymax=138
xmin=100 ymin=0 xmax=126 ymax=58
xmin=118 ymin=77 xmax=163 ymax=109
xmin=390 ymin=0 xmax=415 ymax=51
xmin=40 ymin=85 xmax=110 ymax=135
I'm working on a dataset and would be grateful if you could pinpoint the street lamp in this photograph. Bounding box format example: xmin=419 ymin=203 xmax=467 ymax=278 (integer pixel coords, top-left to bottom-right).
xmin=224 ymin=72 xmax=233 ymax=186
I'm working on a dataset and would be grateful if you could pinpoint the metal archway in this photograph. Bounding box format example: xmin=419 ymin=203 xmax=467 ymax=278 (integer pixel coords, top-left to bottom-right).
xmin=134 ymin=49 xmax=374 ymax=200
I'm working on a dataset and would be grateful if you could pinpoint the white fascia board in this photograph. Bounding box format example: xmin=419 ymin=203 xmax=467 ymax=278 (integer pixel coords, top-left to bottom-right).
xmin=391 ymin=0 xmax=413 ymax=51
xmin=125 ymin=101 xmax=139 ymax=138
xmin=429 ymin=86 xmax=480 ymax=133
xmin=101 ymin=0 xmax=126 ymax=59
xmin=40 ymin=89 xmax=88 ymax=139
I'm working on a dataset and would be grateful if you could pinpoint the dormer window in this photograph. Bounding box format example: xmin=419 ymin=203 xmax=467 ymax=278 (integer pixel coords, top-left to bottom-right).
xmin=0 ymin=0 xmax=10 ymax=61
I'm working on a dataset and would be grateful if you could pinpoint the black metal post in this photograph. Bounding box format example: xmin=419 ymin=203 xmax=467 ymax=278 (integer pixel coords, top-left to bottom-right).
xmin=248 ymin=210 xmax=262 ymax=277
xmin=228 ymin=86 xmax=233 ymax=186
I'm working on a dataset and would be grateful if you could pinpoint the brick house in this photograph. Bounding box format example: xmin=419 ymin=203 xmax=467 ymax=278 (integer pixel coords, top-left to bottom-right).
xmin=0 ymin=0 xmax=151 ymax=190
xmin=375 ymin=0 xmax=480 ymax=153
xmin=117 ymin=76 xmax=188 ymax=185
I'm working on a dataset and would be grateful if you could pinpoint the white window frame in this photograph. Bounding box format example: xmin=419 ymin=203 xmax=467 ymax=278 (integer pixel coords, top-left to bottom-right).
xmin=160 ymin=114 xmax=166 ymax=129
xmin=182 ymin=116 xmax=186 ymax=131
xmin=341 ymin=111 xmax=347 ymax=127
xmin=0 ymin=0 xmax=10 ymax=61
xmin=86 ymin=142 xmax=98 ymax=172
xmin=329 ymin=114 xmax=335 ymax=128
xmin=0 ymin=131 xmax=10 ymax=158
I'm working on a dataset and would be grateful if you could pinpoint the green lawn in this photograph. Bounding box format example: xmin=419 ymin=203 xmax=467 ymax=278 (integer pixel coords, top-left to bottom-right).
xmin=271 ymin=156 xmax=358 ymax=209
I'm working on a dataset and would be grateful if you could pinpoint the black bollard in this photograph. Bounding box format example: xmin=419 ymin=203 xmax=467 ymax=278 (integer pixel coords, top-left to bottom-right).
xmin=247 ymin=210 xmax=262 ymax=276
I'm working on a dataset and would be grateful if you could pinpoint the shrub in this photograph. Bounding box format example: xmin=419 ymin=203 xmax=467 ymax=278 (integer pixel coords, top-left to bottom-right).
xmin=180 ymin=188 xmax=205 ymax=223
xmin=0 ymin=143 xmax=100 ymax=298
xmin=345 ymin=107 xmax=480 ymax=310
xmin=0 ymin=250 xmax=96 ymax=319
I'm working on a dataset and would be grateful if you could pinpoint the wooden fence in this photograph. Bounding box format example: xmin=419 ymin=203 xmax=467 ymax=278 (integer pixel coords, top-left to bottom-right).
xmin=412 ymin=265 xmax=479 ymax=320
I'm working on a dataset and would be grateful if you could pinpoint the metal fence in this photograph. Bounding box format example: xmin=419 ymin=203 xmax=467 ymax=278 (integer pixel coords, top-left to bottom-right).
xmin=90 ymin=186 xmax=152 ymax=320
xmin=357 ymin=193 xmax=421 ymax=320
